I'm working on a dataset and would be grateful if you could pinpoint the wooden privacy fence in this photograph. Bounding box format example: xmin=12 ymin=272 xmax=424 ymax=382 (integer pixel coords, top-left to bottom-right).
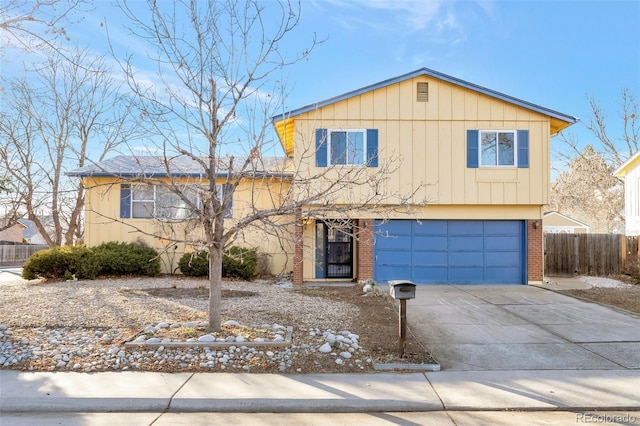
xmin=0 ymin=244 xmax=48 ymax=265
xmin=544 ymin=233 xmax=639 ymax=277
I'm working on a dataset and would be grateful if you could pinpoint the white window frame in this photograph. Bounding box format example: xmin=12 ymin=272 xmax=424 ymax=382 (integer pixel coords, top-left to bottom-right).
xmin=131 ymin=185 xmax=155 ymax=218
xmin=129 ymin=184 xmax=231 ymax=220
xmin=327 ymin=129 xmax=367 ymax=166
xmin=479 ymin=130 xmax=518 ymax=167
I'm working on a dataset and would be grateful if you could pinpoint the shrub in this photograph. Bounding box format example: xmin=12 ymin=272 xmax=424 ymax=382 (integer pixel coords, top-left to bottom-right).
xmin=22 ymin=241 xmax=161 ymax=281
xmin=22 ymin=246 xmax=100 ymax=280
xmin=92 ymin=241 xmax=161 ymax=277
xmin=178 ymin=250 xmax=209 ymax=277
xmin=177 ymin=246 xmax=257 ymax=280
xmin=223 ymin=246 xmax=257 ymax=281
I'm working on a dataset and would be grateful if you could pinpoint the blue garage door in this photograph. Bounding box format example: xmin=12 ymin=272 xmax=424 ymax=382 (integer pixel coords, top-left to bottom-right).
xmin=374 ymin=220 xmax=526 ymax=284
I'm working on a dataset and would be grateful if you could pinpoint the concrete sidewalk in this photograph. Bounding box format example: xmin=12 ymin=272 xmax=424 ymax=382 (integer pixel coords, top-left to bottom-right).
xmin=2 ymin=369 xmax=640 ymax=413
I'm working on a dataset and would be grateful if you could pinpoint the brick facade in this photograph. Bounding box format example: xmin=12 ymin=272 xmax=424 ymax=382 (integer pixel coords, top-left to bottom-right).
xmin=356 ymin=219 xmax=374 ymax=282
xmin=527 ymin=219 xmax=544 ymax=283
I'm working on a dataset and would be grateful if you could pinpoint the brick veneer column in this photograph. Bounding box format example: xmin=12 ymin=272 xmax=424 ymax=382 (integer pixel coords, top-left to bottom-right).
xmin=528 ymin=220 xmax=543 ymax=283
xmin=293 ymin=219 xmax=304 ymax=286
xmin=357 ymin=219 xmax=374 ymax=281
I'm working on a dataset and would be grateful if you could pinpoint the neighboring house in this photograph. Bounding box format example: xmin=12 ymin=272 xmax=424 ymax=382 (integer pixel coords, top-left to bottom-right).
xmin=273 ymin=68 xmax=576 ymax=285
xmin=70 ymin=68 xmax=577 ymax=285
xmin=613 ymin=151 xmax=640 ymax=236
xmin=0 ymin=219 xmax=26 ymax=243
xmin=18 ymin=219 xmax=48 ymax=244
xmin=543 ymin=211 xmax=590 ymax=234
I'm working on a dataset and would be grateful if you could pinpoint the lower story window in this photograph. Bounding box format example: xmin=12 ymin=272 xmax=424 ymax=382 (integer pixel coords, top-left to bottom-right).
xmin=122 ymin=184 xmax=231 ymax=219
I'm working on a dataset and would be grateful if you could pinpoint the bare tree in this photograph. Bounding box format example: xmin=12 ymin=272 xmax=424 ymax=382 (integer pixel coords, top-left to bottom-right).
xmin=104 ymin=0 xmax=415 ymax=332
xmin=549 ymin=145 xmax=623 ymax=233
xmin=0 ymin=48 xmax=135 ymax=246
xmin=552 ymin=89 xmax=638 ymax=232
xmin=0 ymin=0 xmax=89 ymax=54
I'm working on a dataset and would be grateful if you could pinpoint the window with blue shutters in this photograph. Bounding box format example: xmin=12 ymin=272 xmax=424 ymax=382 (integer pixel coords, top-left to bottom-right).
xmin=120 ymin=183 xmax=232 ymax=219
xmin=316 ymin=128 xmax=378 ymax=167
xmin=467 ymin=130 xmax=529 ymax=168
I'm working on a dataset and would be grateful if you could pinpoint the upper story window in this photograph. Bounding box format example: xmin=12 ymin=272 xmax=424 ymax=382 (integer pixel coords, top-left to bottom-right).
xmin=481 ymin=130 xmax=516 ymax=167
xmin=121 ymin=184 xmax=232 ymax=219
xmin=315 ymin=128 xmax=378 ymax=168
xmin=330 ymin=130 xmax=365 ymax=165
xmin=467 ymin=129 xmax=529 ymax=169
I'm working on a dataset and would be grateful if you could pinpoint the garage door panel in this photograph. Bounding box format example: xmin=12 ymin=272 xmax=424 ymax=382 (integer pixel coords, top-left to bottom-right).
xmin=485 ymin=236 xmax=521 ymax=250
xmin=413 ymin=267 xmax=449 ymax=282
xmin=485 ymin=220 xmax=521 ymax=234
xmin=448 ymin=220 xmax=483 ymax=235
xmin=379 ymin=220 xmax=412 ymax=235
xmin=375 ymin=236 xmax=407 ymax=250
xmin=413 ymin=220 xmax=448 ymax=235
xmin=413 ymin=236 xmax=447 ymax=249
xmin=374 ymin=219 xmax=525 ymax=284
xmin=485 ymin=252 xmax=520 ymax=267
xmin=413 ymin=251 xmax=447 ymax=265
xmin=376 ymin=266 xmax=412 ymax=282
xmin=449 ymin=236 xmax=483 ymax=250
xmin=450 ymin=252 xmax=484 ymax=266
xmin=378 ymin=250 xmax=411 ymax=266
xmin=485 ymin=267 xmax=521 ymax=282
xmin=449 ymin=267 xmax=484 ymax=282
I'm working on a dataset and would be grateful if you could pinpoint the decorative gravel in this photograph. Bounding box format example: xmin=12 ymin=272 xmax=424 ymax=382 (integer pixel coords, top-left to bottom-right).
xmin=0 ymin=276 xmax=373 ymax=373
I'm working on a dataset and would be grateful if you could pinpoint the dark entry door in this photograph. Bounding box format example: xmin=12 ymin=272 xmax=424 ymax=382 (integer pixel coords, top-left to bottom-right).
xmin=315 ymin=221 xmax=353 ymax=279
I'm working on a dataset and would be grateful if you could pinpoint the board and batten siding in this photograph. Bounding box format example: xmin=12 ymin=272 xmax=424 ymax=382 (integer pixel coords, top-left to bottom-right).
xmin=82 ymin=176 xmax=295 ymax=275
xmin=293 ymin=76 xmax=552 ymax=212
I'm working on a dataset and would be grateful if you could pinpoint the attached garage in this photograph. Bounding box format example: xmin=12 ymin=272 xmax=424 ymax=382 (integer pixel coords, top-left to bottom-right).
xmin=373 ymin=219 xmax=527 ymax=284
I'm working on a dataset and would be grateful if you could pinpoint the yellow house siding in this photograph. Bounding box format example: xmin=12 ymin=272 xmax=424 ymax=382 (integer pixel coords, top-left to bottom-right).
xmin=438 ymin=83 xmax=452 ymax=120
xmin=291 ymin=74 xmax=555 ymax=210
xmin=399 ymin=79 xmax=414 ymax=118
xmin=82 ymin=176 xmax=294 ymax=275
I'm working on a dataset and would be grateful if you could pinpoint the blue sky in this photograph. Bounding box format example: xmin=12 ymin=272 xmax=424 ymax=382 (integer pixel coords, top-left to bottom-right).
xmin=5 ymin=0 xmax=640 ymax=169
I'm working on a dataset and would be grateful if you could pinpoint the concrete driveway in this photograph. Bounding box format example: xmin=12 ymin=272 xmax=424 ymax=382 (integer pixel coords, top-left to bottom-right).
xmin=407 ymin=284 xmax=640 ymax=370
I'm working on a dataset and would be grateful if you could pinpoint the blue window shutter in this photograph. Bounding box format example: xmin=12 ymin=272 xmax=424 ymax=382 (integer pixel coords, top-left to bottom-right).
xmin=366 ymin=129 xmax=378 ymax=167
xmin=517 ymin=130 xmax=529 ymax=168
xmin=120 ymin=184 xmax=131 ymax=218
xmin=316 ymin=129 xmax=328 ymax=167
xmin=467 ymin=130 xmax=479 ymax=168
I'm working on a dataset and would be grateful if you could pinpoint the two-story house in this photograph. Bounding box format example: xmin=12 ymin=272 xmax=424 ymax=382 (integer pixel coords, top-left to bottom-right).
xmin=70 ymin=68 xmax=577 ymax=285
xmin=273 ymin=68 xmax=577 ymax=285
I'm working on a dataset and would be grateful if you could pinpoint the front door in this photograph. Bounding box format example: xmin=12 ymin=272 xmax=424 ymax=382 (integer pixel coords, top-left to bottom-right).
xmin=315 ymin=220 xmax=353 ymax=279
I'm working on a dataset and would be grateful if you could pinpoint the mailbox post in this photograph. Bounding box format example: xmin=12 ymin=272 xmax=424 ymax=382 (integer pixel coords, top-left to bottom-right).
xmin=388 ymin=280 xmax=416 ymax=358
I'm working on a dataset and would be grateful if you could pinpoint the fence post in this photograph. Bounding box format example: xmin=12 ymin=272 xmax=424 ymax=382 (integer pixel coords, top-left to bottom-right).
xmin=573 ymin=234 xmax=579 ymax=276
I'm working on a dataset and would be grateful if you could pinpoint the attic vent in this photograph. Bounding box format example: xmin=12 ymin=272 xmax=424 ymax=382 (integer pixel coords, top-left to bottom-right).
xmin=417 ymin=82 xmax=429 ymax=102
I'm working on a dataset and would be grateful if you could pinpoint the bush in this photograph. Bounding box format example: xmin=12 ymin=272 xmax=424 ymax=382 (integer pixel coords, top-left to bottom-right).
xmin=178 ymin=250 xmax=209 ymax=277
xmin=93 ymin=241 xmax=161 ymax=277
xmin=22 ymin=246 xmax=100 ymax=280
xmin=22 ymin=241 xmax=161 ymax=281
xmin=177 ymin=246 xmax=257 ymax=280
xmin=223 ymin=246 xmax=257 ymax=281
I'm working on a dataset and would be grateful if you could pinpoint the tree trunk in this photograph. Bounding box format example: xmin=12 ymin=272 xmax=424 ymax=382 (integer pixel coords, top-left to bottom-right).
xmin=208 ymin=245 xmax=223 ymax=332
